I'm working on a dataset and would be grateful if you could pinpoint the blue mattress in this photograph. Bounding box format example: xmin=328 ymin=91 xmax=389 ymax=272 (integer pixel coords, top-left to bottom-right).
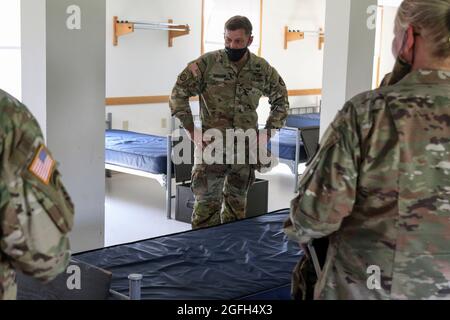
xmin=105 ymin=130 xmax=169 ymax=175
xmin=74 ymin=209 xmax=302 ymax=300
xmin=285 ymin=112 xmax=320 ymax=128
xmin=267 ymin=113 xmax=320 ymax=162
xmin=268 ymin=128 xmax=308 ymax=162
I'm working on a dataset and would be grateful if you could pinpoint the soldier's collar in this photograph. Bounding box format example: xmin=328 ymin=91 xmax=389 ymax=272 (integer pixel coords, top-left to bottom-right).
xmin=241 ymin=52 xmax=257 ymax=71
xmin=398 ymin=69 xmax=450 ymax=86
xmin=220 ymin=49 xmax=232 ymax=68
xmin=220 ymin=49 xmax=257 ymax=71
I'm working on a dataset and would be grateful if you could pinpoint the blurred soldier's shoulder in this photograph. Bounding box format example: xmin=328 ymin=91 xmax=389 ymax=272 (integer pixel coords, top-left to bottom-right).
xmin=0 ymin=89 xmax=42 ymax=137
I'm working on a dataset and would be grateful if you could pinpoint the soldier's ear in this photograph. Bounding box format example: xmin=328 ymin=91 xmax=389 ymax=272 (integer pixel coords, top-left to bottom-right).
xmin=247 ymin=35 xmax=254 ymax=47
xmin=400 ymin=26 xmax=416 ymax=64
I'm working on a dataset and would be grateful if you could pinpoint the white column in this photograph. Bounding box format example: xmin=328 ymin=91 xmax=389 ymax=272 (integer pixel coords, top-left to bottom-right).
xmin=321 ymin=0 xmax=377 ymax=136
xmin=22 ymin=0 xmax=106 ymax=252
xmin=21 ymin=0 xmax=47 ymax=139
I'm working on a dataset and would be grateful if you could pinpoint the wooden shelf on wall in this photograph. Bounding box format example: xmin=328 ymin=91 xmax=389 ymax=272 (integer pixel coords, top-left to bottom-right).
xmin=284 ymin=26 xmax=325 ymax=50
xmin=284 ymin=26 xmax=304 ymax=49
xmin=113 ymin=16 xmax=134 ymax=46
xmin=318 ymin=28 xmax=325 ymax=50
xmin=113 ymin=16 xmax=190 ymax=47
xmin=167 ymin=19 xmax=190 ymax=47
xmin=105 ymin=89 xmax=322 ymax=106
xmin=288 ymin=89 xmax=322 ymax=96
xmin=106 ymin=96 xmax=199 ymax=106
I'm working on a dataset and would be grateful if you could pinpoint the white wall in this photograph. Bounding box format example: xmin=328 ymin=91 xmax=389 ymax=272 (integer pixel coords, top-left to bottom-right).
xmin=106 ymin=0 xmax=202 ymax=135
xmin=106 ymin=0 xmax=326 ymax=135
xmin=379 ymin=0 xmax=402 ymax=6
xmin=263 ymin=0 xmax=325 ymax=90
xmin=258 ymin=0 xmax=325 ymax=121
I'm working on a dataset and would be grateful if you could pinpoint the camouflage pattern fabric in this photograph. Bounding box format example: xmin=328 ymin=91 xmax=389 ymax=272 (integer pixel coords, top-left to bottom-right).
xmin=190 ymin=164 xmax=255 ymax=229
xmin=169 ymin=49 xmax=289 ymax=133
xmin=0 ymin=90 xmax=74 ymax=300
xmin=284 ymin=70 xmax=450 ymax=300
xmin=170 ymin=49 xmax=288 ymax=228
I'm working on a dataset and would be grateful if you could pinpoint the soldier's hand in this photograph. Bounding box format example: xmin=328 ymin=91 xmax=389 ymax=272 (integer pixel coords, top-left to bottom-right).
xmin=300 ymin=243 xmax=310 ymax=259
xmin=257 ymin=131 xmax=270 ymax=147
xmin=283 ymin=218 xmax=293 ymax=229
xmin=187 ymin=128 xmax=208 ymax=150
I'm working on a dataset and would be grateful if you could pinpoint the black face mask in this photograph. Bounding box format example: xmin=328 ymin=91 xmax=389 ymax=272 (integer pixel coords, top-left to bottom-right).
xmin=225 ymin=47 xmax=248 ymax=62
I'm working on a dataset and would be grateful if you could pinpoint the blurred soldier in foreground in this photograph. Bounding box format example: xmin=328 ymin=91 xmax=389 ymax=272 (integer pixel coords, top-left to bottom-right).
xmin=0 ymin=89 xmax=74 ymax=300
xmin=285 ymin=0 xmax=450 ymax=299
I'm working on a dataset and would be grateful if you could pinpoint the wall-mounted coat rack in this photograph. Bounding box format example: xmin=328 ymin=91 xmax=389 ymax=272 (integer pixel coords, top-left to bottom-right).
xmin=113 ymin=16 xmax=190 ymax=47
xmin=284 ymin=27 xmax=325 ymax=50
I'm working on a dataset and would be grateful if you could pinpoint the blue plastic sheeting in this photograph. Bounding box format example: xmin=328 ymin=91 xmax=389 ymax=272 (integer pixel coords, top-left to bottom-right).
xmin=268 ymin=128 xmax=308 ymax=162
xmin=105 ymin=130 xmax=169 ymax=175
xmin=75 ymin=210 xmax=303 ymax=300
xmin=285 ymin=113 xmax=320 ymax=128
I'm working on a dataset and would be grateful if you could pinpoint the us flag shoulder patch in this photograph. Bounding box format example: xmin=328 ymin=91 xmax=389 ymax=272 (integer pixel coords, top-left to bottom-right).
xmin=28 ymin=145 xmax=56 ymax=185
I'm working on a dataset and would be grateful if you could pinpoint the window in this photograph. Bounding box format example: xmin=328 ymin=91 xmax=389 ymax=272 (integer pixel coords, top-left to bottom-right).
xmin=203 ymin=0 xmax=261 ymax=55
xmin=0 ymin=0 xmax=22 ymax=100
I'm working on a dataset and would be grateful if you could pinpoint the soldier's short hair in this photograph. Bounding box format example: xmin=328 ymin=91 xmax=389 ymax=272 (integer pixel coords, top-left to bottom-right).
xmin=224 ymin=16 xmax=253 ymax=36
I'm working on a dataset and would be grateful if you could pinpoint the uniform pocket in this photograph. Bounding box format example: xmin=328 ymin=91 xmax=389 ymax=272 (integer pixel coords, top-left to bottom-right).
xmin=21 ymin=169 xmax=74 ymax=234
xmin=207 ymin=73 xmax=228 ymax=86
xmin=295 ymin=125 xmax=340 ymax=193
xmin=246 ymin=168 xmax=256 ymax=190
xmin=190 ymin=166 xmax=208 ymax=194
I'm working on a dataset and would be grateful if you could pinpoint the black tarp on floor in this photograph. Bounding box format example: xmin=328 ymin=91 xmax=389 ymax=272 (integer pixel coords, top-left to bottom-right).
xmin=75 ymin=210 xmax=303 ymax=300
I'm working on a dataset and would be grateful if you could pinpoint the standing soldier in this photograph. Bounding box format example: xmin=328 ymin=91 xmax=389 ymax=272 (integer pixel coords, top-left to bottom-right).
xmin=0 ymin=89 xmax=74 ymax=300
xmin=170 ymin=16 xmax=289 ymax=229
xmin=284 ymin=0 xmax=450 ymax=300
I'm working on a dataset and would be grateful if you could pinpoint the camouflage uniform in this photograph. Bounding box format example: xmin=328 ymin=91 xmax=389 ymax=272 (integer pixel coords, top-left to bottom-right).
xmin=0 ymin=90 xmax=74 ymax=300
xmin=284 ymin=70 xmax=450 ymax=299
xmin=170 ymin=49 xmax=289 ymax=228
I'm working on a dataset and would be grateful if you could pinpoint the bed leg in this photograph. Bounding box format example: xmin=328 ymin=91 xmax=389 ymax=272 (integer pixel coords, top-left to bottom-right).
xmin=107 ymin=112 xmax=112 ymax=130
xmin=128 ymin=274 xmax=143 ymax=300
xmin=166 ymin=135 xmax=173 ymax=219
xmin=294 ymin=129 xmax=300 ymax=193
